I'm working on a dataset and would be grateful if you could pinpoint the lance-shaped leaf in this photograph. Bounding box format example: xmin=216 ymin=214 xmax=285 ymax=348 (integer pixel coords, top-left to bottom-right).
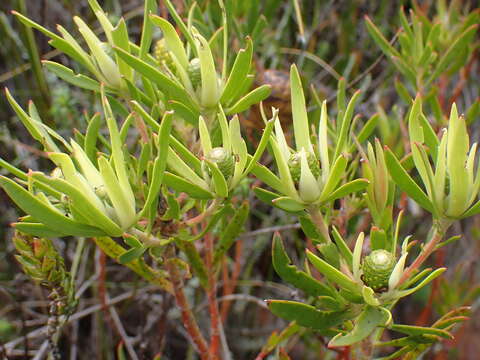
xmin=204 ymin=159 xmax=229 ymax=198
xmin=214 ymin=201 xmax=249 ymax=263
xmin=298 ymin=149 xmax=321 ymax=202
xmin=141 ymin=111 xmax=173 ymax=216
xmin=267 ymin=300 xmax=352 ymax=331
xmin=384 ymin=147 xmax=434 ymax=213
xmin=290 ymin=64 xmax=313 ymax=153
xmin=318 ymin=100 xmax=330 ymax=183
xmin=163 ymin=172 xmax=214 ymax=199
xmin=12 ymin=11 xmax=97 ymax=74
xmin=74 ymin=16 xmax=122 ymax=88
xmin=251 ymin=164 xmax=284 ymax=194
xmin=272 ymin=196 xmax=305 ymax=212
xmin=446 ymin=105 xmax=470 ymax=217
xmin=272 ymin=235 xmax=336 ymax=298
xmin=0 ymin=176 xmax=103 ymax=236
xmin=13 ymin=222 xmax=68 ymax=238
xmin=329 ymin=306 xmax=391 ymax=347
xmin=389 ymin=324 xmax=453 ymax=339
xmin=395 ymin=268 xmax=446 ymax=298
xmin=364 ymin=16 xmax=401 ymax=59
xmin=198 ymin=116 xmax=212 ymax=155
xmin=334 ymin=90 xmax=361 ymax=160
xmin=323 ymin=179 xmax=369 ymax=203
xmin=221 ymin=37 xmax=253 ymax=103
xmin=331 ymin=226 xmax=353 ymax=268
xmin=319 ymin=155 xmax=347 ymax=201
xmin=114 ymin=47 xmax=197 ymax=109
xmin=98 ymin=157 xmax=136 ymax=229
xmin=118 ymin=247 xmax=147 ymax=264
xmin=150 ymin=14 xmax=189 ymax=69
xmin=5 ymin=89 xmax=60 ymax=152
xmin=306 ymin=250 xmax=360 ymax=295
xmin=428 ymin=25 xmax=478 ymax=84
xmin=193 ymin=30 xmax=219 ymax=108
xmin=225 ymin=85 xmax=271 ymax=115
xmin=43 ymin=61 xmax=100 ymax=91
xmin=230 ymin=116 xmax=248 ymax=185
xmin=111 ymin=18 xmax=133 ymax=82
xmin=31 ymin=172 xmax=123 ymax=236
xmin=352 ymin=232 xmax=364 ymax=282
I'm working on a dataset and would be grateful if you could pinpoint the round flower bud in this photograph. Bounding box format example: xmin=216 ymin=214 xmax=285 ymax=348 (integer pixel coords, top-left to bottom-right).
xmin=288 ymin=151 xmax=320 ymax=183
xmin=206 ymin=147 xmax=235 ymax=179
xmin=154 ymin=39 xmax=176 ymax=72
xmin=187 ymin=58 xmax=201 ymax=88
xmin=362 ymin=249 xmax=396 ymax=292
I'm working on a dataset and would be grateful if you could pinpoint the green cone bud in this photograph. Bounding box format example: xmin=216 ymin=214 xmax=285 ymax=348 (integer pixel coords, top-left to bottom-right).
xmin=362 ymin=249 xmax=396 ymax=291
xmin=288 ymin=151 xmax=320 ymax=183
xmin=154 ymin=39 xmax=176 ymax=72
xmin=187 ymin=58 xmax=201 ymax=88
xmin=206 ymin=147 xmax=235 ymax=179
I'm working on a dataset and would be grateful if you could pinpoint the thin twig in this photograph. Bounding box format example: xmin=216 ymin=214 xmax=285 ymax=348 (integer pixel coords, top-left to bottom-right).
xmin=165 ymin=252 xmax=209 ymax=360
xmin=107 ymin=295 xmax=140 ymax=360
xmin=205 ymin=232 xmax=221 ymax=359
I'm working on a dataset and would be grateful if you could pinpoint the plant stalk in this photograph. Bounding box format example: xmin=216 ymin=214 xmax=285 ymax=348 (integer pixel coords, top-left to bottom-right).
xmin=166 ymin=250 xmax=210 ymax=360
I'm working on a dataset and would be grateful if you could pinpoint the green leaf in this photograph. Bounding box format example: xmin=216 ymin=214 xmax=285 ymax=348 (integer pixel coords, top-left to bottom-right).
xmin=299 ymin=216 xmax=321 ymax=240
xmin=334 ymin=90 xmax=361 ymax=160
xmin=139 ymin=0 xmax=157 ymax=59
xmin=168 ymin=100 xmax=199 ymax=126
xmin=243 ymin=119 xmax=275 ymax=175
xmin=214 ymin=201 xmax=249 ymax=264
xmin=290 ymin=64 xmax=312 ymax=152
xmin=272 ymin=234 xmax=336 ymax=298
xmin=111 ymin=18 xmax=133 ymax=82
xmin=43 ymin=61 xmax=100 ymax=91
xmin=364 ymin=16 xmax=401 ymax=59
xmin=225 ymin=85 xmax=271 ymax=115
xmin=84 ymin=113 xmax=102 ymax=163
xmin=141 ymin=111 xmax=173 ymax=216
xmin=329 ymin=306 xmax=391 ymax=347
xmin=268 ymin=300 xmax=351 ymax=331
xmin=272 ymin=196 xmax=305 ymax=212
xmin=163 ymin=172 xmax=214 ymax=199
xmin=150 ymin=14 xmax=189 ymax=68
xmin=221 ymin=37 xmax=253 ymax=104
xmin=204 ymin=160 xmax=229 ymax=198
xmin=319 ymin=155 xmax=347 ymax=201
xmin=13 ymin=11 xmax=97 ymax=74
xmin=250 ymin=164 xmax=284 ymax=194
xmin=428 ymin=25 xmax=478 ymax=84
xmin=119 ymin=247 xmax=147 ymax=264
xmin=0 ymin=176 xmax=104 ymax=237
xmin=396 ymin=268 xmax=446 ymax=298
xmin=31 ymin=172 xmax=123 ymax=236
xmin=5 ymin=88 xmax=60 ymax=152
xmin=384 ymin=147 xmax=434 ymax=213
xmin=194 ymin=31 xmax=219 ymax=108
xmin=323 ymin=179 xmax=369 ymax=203
xmin=331 ymin=226 xmax=353 ymax=268
xmin=389 ymin=324 xmax=453 ymax=339
xmin=13 ymin=222 xmax=68 ymax=238
xmin=306 ymin=250 xmax=360 ymax=295
xmin=113 ymin=47 xmax=198 ymax=109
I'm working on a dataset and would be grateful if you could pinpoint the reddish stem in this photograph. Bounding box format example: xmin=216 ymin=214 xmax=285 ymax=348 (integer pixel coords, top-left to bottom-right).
xmin=166 ymin=254 xmax=209 ymax=360
xmin=205 ymin=232 xmax=221 ymax=359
